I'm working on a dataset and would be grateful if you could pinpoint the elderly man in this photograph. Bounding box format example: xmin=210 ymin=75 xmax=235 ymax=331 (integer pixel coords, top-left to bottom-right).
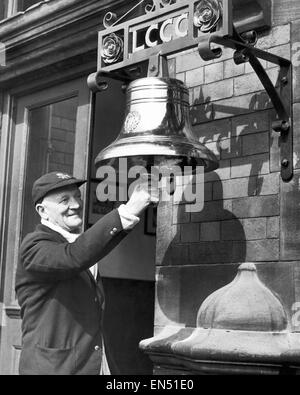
xmin=15 ymin=171 xmax=156 ymax=375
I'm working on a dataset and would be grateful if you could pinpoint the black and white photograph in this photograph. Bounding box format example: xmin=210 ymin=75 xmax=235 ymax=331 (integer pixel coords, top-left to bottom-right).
xmin=0 ymin=0 xmax=300 ymax=380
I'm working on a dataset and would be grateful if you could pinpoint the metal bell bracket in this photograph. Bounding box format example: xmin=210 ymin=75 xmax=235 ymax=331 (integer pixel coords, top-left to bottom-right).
xmin=87 ymin=51 xmax=170 ymax=95
xmin=198 ymin=25 xmax=293 ymax=182
xmin=87 ymin=53 xmax=169 ymax=93
xmin=87 ymin=66 xmax=143 ymax=93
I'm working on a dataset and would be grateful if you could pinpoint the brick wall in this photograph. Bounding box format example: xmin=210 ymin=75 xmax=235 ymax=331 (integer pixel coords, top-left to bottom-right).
xmin=155 ymin=11 xmax=300 ymax=334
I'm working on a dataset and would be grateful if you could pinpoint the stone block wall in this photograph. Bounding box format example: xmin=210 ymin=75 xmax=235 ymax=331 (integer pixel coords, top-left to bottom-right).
xmin=155 ymin=6 xmax=300 ymax=337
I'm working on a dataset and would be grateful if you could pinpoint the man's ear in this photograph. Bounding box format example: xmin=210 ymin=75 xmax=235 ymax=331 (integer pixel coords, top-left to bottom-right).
xmin=35 ymin=203 xmax=48 ymax=220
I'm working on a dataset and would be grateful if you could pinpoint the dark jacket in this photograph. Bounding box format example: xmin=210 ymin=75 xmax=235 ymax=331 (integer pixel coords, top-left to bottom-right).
xmin=15 ymin=209 xmax=127 ymax=375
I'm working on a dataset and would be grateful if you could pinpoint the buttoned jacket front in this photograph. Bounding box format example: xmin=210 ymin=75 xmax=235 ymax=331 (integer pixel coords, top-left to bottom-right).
xmin=15 ymin=209 xmax=126 ymax=375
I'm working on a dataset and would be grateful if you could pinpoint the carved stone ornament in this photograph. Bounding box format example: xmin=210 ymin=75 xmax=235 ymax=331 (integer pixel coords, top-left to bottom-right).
xmin=196 ymin=262 xmax=288 ymax=331
xmin=101 ymin=33 xmax=124 ymax=65
xmin=194 ymin=0 xmax=222 ymax=33
xmin=140 ymin=263 xmax=300 ymax=373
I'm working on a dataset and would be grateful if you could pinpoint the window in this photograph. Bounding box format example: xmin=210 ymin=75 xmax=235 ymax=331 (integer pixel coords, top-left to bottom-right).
xmin=22 ymin=96 xmax=78 ymax=238
xmin=0 ymin=0 xmax=45 ymax=22
xmin=0 ymin=1 xmax=8 ymax=21
xmin=17 ymin=0 xmax=41 ymax=12
xmin=26 ymin=97 xmax=78 ymax=175
xmin=2 ymin=77 xmax=91 ymax=245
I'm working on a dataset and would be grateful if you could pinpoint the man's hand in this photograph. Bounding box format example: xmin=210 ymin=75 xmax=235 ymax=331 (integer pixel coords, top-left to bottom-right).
xmin=125 ymin=176 xmax=159 ymax=217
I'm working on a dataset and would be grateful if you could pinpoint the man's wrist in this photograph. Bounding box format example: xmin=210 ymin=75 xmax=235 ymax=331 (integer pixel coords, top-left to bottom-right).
xmin=117 ymin=204 xmax=140 ymax=230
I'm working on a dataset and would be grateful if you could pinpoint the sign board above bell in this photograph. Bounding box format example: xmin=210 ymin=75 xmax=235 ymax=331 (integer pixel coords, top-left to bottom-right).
xmin=98 ymin=0 xmax=271 ymax=72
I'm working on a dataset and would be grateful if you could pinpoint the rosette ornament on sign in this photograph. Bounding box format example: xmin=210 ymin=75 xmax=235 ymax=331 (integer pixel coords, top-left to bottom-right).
xmin=194 ymin=0 xmax=222 ymax=33
xmin=101 ymin=33 xmax=124 ymax=65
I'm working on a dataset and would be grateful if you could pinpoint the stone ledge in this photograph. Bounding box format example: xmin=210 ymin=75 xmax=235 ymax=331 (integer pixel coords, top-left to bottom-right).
xmin=140 ymin=325 xmax=300 ymax=375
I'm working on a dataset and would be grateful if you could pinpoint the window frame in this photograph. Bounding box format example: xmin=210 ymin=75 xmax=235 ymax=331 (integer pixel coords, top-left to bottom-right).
xmin=0 ymin=77 xmax=92 ymax=305
xmin=0 ymin=0 xmax=45 ymax=21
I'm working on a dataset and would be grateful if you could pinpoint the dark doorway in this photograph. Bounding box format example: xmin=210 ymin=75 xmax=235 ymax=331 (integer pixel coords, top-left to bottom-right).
xmin=88 ymin=79 xmax=156 ymax=375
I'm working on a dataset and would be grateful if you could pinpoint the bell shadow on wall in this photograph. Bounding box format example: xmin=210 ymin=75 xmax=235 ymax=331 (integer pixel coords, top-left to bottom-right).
xmin=156 ymin=172 xmax=247 ymax=329
xmin=154 ymin=79 xmax=279 ymax=331
xmin=190 ymin=85 xmax=275 ymax=196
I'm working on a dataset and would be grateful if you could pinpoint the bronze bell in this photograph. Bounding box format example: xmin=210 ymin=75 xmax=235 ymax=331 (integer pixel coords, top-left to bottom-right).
xmin=95 ymin=77 xmax=218 ymax=174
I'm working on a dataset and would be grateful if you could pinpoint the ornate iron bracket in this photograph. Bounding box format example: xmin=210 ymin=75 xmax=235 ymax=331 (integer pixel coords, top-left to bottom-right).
xmin=88 ymin=0 xmax=292 ymax=181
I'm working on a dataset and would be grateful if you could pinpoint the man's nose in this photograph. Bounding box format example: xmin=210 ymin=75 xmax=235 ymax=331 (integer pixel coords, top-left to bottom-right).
xmin=69 ymin=197 xmax=82 ymax=209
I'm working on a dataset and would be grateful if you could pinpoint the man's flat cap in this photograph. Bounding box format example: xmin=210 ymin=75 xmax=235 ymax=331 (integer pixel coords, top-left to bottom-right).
xmin=32 ymin=172 xmax=87 ymax=205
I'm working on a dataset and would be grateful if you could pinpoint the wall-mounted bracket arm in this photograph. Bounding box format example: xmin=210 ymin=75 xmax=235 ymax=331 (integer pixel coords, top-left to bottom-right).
xmin=87 ymin=53 xmax=169 ymax=94
xmin=87 ymin=67 xmax=142 ymax=93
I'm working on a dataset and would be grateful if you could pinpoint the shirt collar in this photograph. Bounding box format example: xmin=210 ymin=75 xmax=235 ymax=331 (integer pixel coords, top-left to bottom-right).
xmin=41 ymin=219 xmax=81 ymax=243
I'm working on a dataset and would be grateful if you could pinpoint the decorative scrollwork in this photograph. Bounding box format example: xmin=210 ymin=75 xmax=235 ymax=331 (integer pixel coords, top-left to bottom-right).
xmin=194 ymin=0 xmax=222 ymax=33
xmin=103 ymin=12 xmax=118 ymax=29
xmin=101 ymin=33 xmax=124 ymax=65
xmin=145 ymin=0 xmax=175 ymax=14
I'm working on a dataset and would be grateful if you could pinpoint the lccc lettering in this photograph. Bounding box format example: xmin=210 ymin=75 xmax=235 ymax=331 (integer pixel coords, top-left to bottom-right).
xmin=132 ymin=13 xmax=188 ymax=53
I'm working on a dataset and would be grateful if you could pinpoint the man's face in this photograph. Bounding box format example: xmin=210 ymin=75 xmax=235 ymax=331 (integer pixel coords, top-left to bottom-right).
xmin=37 ymin=185 xmax=83 ymax=232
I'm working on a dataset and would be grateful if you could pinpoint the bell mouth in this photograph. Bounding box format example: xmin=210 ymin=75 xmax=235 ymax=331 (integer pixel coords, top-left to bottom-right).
xmin=97 ymin=155 xmax=206 ymax=174
xmin=95 ymin=137 xmax=218 ymax=174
